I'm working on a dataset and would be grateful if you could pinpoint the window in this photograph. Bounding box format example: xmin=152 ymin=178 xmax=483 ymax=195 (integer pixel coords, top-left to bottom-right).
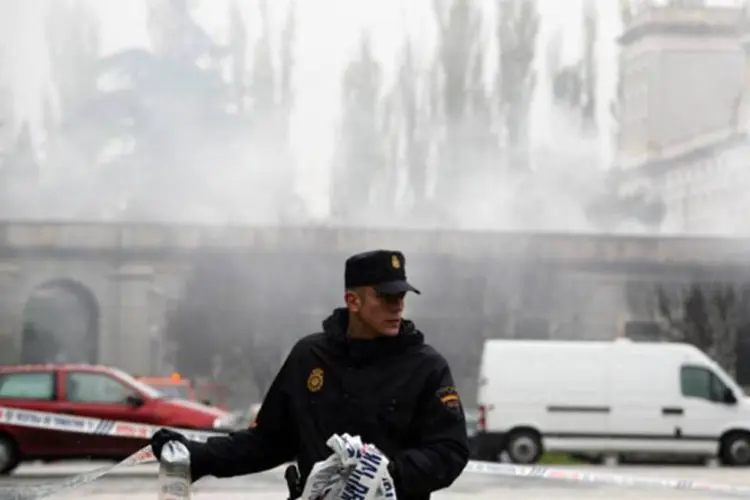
xmin=0 ymin=372 xmax=55 ymax=400
xmin=681 ymin=366 xmax=732 ymax=402
xmin=107 ymin=368 xmax=162 ymax=399
xmin=66 ymin=372 xmax=135 ymax=404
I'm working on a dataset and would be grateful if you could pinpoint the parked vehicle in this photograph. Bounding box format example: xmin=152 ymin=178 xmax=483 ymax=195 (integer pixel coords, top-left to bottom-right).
xmin=475 ymin=338 xmax=750 ymax=466
xmin=138 ymin=373 xmax=194 ymax=400
xmin=0 ymin=364 xmax=231 ymax=474
xmin=137 ymin=373 xmax=228 ymax=409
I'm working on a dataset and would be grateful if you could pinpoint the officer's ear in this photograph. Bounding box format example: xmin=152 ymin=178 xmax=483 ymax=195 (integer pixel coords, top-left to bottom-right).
xmin=345 ymin=288 xmax=363 ymax=312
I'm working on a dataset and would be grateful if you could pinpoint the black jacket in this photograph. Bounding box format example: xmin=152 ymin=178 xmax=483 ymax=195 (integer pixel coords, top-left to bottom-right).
xmin=186 ymin=308 xmax=469 ymax=500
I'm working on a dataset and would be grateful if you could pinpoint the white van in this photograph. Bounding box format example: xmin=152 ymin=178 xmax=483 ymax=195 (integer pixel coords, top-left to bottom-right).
xmin=475 ymin=339 xmax=750 ymax=466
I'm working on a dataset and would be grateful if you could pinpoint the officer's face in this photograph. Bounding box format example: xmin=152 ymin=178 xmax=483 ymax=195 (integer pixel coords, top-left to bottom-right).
xmin=347 ymin=287 xmax=406 ymax=336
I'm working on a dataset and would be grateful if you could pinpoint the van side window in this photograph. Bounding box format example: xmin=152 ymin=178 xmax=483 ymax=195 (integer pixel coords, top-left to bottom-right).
xmin=680 ymin=366 xmax=731 ymax=402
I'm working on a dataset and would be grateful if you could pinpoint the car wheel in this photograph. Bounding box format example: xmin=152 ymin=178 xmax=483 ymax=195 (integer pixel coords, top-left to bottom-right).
xmin=0 ymin=435 xmax=20 ymax=475
xmin=720 ymin=432 xmax=750 ymax=466
xmin=506 ymin=429 xmax=543 ymax=464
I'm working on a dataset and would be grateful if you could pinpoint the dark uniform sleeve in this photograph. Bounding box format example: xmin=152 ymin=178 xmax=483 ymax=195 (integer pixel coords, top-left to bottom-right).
xmin=389 ymin=356 xmax=470 ymax=495
xmin=186 ymin=352 xmax=299 ymax=480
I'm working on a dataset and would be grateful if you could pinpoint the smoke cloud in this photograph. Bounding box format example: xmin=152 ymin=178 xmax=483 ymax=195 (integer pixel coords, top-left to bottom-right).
xmin=0 ymin=0 xmax=696 ymax=408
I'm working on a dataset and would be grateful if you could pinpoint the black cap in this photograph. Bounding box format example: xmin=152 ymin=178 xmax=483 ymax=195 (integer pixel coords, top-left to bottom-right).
xmin=345 ymin=250 xmax=421 ymax=295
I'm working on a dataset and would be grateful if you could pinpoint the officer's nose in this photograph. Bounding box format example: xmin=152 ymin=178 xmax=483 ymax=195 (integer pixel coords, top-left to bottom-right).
xmin=384 ymin=294 xmax=405 ymax=312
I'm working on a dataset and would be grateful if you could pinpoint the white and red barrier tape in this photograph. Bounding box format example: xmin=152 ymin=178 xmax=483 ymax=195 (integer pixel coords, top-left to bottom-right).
xmin=0 ymin=405 xmax=220 ymax=500
xmin=0 ymin=405 xmax=749 ymax=498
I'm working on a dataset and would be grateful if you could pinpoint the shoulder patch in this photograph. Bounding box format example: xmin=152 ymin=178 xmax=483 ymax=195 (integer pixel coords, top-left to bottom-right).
xmin=436 ymin=386 xmax=461 ymax=409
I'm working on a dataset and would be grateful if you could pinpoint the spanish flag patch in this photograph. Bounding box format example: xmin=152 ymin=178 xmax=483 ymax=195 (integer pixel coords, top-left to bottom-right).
xmin=436 ymin=386 xmax=461 ymax=409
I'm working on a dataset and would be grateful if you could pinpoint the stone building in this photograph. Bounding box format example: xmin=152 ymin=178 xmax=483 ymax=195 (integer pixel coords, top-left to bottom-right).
xmin=616 ymin=4 xmax=750 ymax=234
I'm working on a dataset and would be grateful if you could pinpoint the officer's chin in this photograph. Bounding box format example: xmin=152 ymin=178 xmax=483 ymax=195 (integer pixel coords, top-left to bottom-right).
xmin=378 ymin=329 xmax=400 ymax=337
xmin=380 ymin=319 xmax=401 ymax=336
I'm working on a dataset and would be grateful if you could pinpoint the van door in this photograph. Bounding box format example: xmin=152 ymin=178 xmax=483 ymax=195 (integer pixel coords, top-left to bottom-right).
xmin=675 ymin=365 xmax=737 ymax=456
xmin=607 ymin=353 xmax=682 ymax=454
xmin=541 ymin=354 xmax=612 ymax=453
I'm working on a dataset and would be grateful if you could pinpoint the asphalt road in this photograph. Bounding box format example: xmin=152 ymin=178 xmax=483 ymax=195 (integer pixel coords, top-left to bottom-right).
xmin=3 ymin=462 xmax=750 ymax=499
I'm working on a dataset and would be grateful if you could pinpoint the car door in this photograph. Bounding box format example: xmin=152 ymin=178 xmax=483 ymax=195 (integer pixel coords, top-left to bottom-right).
xmin=0 ymin=370 xmax=64 ymax=456
xmin=675 ymin=365 xmax=738 ymax=456
xmin=58 ymin=370 xmax=156 ymax=458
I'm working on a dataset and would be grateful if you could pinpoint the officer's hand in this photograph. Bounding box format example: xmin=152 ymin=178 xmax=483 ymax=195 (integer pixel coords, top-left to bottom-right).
xmin=150 ymin=428 xmax=189 ymax=461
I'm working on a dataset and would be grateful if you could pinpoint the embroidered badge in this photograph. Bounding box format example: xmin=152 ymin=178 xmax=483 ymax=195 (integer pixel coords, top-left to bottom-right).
xmin=307 ymin=368 xmax=324 ymax=392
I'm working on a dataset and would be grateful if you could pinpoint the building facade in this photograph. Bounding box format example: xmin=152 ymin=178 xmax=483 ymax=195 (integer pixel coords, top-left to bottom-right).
xmin=616 ymin=4 xmax=750 ymax=234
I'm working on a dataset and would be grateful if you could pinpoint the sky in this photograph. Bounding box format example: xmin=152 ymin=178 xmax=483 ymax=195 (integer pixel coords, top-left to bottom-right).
xmin=1 ymin=0 xmax=622 ymax=218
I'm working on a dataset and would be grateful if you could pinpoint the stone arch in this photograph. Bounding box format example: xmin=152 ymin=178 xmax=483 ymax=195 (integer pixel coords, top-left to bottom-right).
xmin=20 ymin=279 xmax=100 ymax=364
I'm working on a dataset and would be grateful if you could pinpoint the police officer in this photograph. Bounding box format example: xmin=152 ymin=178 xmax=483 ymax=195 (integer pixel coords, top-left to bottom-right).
xmin=150 ymin=250 xmax=469 ymax=500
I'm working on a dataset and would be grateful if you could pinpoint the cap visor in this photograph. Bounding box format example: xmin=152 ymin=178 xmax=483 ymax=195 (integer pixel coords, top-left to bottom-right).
xmin=374 ymin=280 xmax=421 ymax=295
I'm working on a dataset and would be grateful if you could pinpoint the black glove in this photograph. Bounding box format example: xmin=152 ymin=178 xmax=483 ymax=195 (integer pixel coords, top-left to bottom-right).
xmin=150 ymin=428 xmax=189 ymax=461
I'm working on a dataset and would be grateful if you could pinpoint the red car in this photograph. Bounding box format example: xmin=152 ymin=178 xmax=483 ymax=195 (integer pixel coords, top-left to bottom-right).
xmin=0 ymin=364 xmax=231 ymax=474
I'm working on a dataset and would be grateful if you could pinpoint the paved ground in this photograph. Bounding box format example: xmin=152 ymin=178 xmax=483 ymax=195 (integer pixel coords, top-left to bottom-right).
xmin=3 ymin=462 xmax=750 ymax=499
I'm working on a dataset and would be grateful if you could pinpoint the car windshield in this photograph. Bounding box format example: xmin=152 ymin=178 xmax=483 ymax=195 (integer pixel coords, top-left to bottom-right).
xmin=110 ymin=369 xmax=164 ymax=399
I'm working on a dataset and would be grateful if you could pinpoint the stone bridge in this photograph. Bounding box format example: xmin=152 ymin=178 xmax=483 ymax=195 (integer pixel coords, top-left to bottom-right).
xmin=0 ymin=220 xmax=748 ymax=376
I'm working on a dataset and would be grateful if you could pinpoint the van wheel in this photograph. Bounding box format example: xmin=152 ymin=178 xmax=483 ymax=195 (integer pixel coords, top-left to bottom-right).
xmin=720 ymin=432 xmax=750 ymax=466
xmin=506 ymin=430 xmax=542 ymax=464
xmin=0 ymin=435 xmax=20 ymax=475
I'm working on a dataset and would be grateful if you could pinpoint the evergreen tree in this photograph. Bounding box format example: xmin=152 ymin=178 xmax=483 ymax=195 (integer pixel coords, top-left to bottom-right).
xmin=495 ymin=0 xmax=539 ymax=169
xmin=432 ymin=0 xmax=482 ymax=210
xmin=330 ymin=33 xmax=386 ymax=225
xmin=0 ymin=49 xmax=16 ymax=214
xmin=549 ymin=0 xmax=596 ymax=132
xmin=385 ymin=37 xmax=435 ymax=219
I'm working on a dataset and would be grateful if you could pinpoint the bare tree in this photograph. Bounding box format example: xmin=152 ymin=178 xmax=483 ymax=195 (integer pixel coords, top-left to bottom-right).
xmin=46 ymin=0 xmax=100 ymax=127
xmin=247 ymin=0 xmax=302 ymax=223
xmin=227 ymin=1 xmax=247 ymax=114
xmin=711 ymin=285 xmax=739 ymax=375
xmin=0 ymin=52 xmax=17 ymax=214
xmin=580 ymin=0 xmax=597 ymax=132
xmin=495 ymin=0 xmax=539 ymax=169
xmin=656 ymin=283 xmax=745 ymax=375
xmin=249 ymin=0 xmax=275 ymax=125
xmin=388 ymin=37 xmax=434 ymax=217
xmin=657 ymin=284 xmax=712 ymax=351
xmin=279 ymin=0 xmax=297 ymax=143
xmin=0 ymin=47 xmax=13 ymax=151
xmin=432 ymin=0 xmax=482 ymax=208
xmin=549 ymin=0 xmax=595 ymax=133
xmin=0 ymin=121 xmax=41 ymax=219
